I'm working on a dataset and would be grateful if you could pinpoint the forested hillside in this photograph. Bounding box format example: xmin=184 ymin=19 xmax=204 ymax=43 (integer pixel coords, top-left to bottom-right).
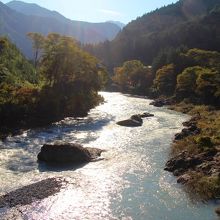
xmin=87 ymin=0 xmax=220 ymax=70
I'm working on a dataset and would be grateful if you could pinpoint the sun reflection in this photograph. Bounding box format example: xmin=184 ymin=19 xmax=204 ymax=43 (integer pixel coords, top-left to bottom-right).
xmin=1 ymin=92 xmax=213 ymax=220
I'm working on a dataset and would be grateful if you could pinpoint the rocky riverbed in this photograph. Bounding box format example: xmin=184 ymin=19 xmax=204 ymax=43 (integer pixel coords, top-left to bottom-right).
xmin=0 ymin=178 xmax=66 ymax=208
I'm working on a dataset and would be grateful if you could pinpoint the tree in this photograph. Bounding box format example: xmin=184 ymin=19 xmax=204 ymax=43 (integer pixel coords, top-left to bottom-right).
xmin=195 ymin=68 xmax=220 ymax=105
xmin=176 ymin=66 xmax=200 ymax=99
xmin=153 ymin=64 xmax=176 ymax=96
xmin=185 ymin=49 xmax=220 ymax=69
xmin=112 ymin=60 xmax=153 ymax=94
xmin=176 ymin=65 xmax=220 ymax=105
xmin=31 ymin=33 xmax=106 ymax=119
xmin=27 ymin=33 xmax=45 ymax=68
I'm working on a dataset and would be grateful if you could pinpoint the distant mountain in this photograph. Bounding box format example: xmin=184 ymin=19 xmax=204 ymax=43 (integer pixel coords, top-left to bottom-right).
xmin=6 ymin=0 xmax=67 ymax=21
xmin=89 ymin=0 xmax=220 ymax=69
xmin=107 ymin=21 xmax=125 ymax=29
xmin=0 ymin=1 xmax=121 ymax=58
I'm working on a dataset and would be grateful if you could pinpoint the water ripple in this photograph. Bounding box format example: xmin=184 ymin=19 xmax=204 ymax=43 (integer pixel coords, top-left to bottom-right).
xmin=0 ymin=92 xmax=218 ymax=220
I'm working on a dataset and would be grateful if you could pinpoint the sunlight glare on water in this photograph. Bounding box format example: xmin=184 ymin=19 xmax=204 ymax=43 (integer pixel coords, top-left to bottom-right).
xmin=0 ymin=92 xmax=219 ymax=220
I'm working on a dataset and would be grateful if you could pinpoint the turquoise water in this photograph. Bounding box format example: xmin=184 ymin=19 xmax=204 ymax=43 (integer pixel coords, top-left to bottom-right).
xmin=0 ymin=92 xmax=218 ymax=219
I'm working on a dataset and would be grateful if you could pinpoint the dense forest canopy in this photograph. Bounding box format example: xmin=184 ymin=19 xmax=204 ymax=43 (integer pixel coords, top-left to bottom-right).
xmin=112 ymin=48 xmax=220 ymax=107
xmin=85 ymin=0 xmax=220 ymax=70
xmin=82 ymin=0 xmax=220 ymax=108
xmin=0 ymin=34 xmax=107 ymax=136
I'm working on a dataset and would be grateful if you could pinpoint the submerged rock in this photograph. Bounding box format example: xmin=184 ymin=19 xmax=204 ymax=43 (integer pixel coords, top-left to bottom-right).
xmin=38 ymin=143 xmax=104 ymax=163
xmin=0 ymin=178 xmax=64 ymax=208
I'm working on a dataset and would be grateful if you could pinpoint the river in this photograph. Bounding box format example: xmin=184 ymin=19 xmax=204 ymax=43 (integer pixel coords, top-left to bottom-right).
xmin=0 ymin=92 xmax=218 ymax=220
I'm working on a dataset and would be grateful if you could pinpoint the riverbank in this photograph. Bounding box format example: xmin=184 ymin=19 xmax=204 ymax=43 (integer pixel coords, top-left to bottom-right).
xmin=160 ymin=101 xmax=220 ymax=203
xmin=150 ymin=98 xmax=220 ymax=215
xmin=0 ymin=93 xmax=104 ymax=141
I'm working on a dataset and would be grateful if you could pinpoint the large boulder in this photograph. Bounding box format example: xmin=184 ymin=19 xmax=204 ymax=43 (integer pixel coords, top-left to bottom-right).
xmin=116 ymin=119 xmax=142 ymax=127
xmin=116 ymin=113 xmax=154 ymax=127
xmin=38 ymin=143 xmax=103 ymax=163
xmin=117 ymin=114 xmax=143 ymax=127
xmin=130 ymin=114 xmax=143 ymax=122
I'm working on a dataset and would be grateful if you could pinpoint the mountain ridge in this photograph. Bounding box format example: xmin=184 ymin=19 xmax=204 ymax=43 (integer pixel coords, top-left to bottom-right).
xmin=6 ymin=0 xmax=67 ymax=21
xmin=0 ymin=1 xmax=122 ymax=58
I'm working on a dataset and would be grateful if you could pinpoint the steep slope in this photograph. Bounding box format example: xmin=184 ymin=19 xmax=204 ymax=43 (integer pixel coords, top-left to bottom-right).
xmin=89 ymin=0 xmax=220 ymax=69
xmin=0 ymin=1 xmax=121 ymax=58
xmin=0 ymin=36 xmax=37 ymax=87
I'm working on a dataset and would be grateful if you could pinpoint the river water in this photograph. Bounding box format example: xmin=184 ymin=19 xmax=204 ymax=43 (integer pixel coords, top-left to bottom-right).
xmin=0 ymin=92 xmax=219 ymax=220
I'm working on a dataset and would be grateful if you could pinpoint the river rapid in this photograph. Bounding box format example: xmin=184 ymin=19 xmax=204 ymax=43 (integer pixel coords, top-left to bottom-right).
xmin=0 ymin=92 xmax=219 ymax=220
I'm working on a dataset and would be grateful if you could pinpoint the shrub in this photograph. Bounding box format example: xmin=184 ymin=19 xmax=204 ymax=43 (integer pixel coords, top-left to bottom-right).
xmin=196 ymin=136 xmax=214 ymax=150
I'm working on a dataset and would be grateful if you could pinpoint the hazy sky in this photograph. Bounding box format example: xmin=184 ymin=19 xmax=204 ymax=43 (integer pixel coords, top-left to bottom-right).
xmin=1 ymin=0 xmax=179 ymax=24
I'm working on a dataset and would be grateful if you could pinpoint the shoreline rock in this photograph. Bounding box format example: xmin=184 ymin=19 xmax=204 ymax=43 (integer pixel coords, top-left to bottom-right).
xmin=164 ymin=112 xmax=220 ymax=205
xmin=38 ymin=143 xmax=104 ymax=164
xmin=150 ymin=98 xmax=174 ymax=107
xmin=174 ymin=124 xmax=201 ymax=141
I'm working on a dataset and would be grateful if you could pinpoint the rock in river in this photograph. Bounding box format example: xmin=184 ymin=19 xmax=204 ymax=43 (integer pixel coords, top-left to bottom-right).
xmin=117 ymin=114 xmax=143 ymax=127
xmin=38 ymin=142 xmax=104 ymax=163
xmin=150 ymin=98 xmax=173 ymax=107
xmin=140 ymin=112 xmax=154 ymax=118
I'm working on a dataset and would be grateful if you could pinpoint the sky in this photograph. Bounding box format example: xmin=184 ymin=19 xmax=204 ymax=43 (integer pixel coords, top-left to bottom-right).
xmin=1 ymin=0 xmax=179 ymax=24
